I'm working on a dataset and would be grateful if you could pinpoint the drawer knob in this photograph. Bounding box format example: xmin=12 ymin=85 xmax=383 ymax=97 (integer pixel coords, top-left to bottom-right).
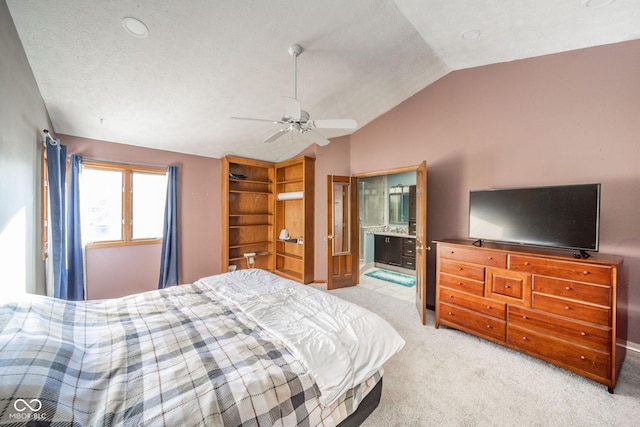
xmin=580 ymin=356 xmax=586 ymax=360
xmin=488 ymin=256 xmax=493 ymax=260
xmin=458 ymin=267 xmax=463 ymax=271
xmin=448 ymin=312 xmax=453 ymax=315
xmin=487 ymin=306 xmax=492 ymax=310
xmin=581 ymin=331 xmax=587 ymax=336
xmin=486 ymin=325 xmax=492 ymax=329
xmin=504 ymin=285 xmax=511 ymax=289
xmin=565 ymin=286 xmax=572 ymax=291
xmin=583 ymin=271 xmax=589 ymax=275
xmin=565 ymin=306 xmax=571 ymax=310
xmin=458 ymin=282 xmax=463 ymax=285
xmin=524 ymin=262 xmax=530 ymax=266
xmin=522 ymin=336 xmax=528 ymax=341
xmin=522 ymin=315 xmax=528 ymax=319
xmin=449 ymin=295 xmax=454 ymax=298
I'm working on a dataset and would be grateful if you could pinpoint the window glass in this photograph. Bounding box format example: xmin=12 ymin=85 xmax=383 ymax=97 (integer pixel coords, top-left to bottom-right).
xmin=132 ymin=172 xmax=167 ymax=239
xmin=81 ymin=168 xmax=123 ymax=243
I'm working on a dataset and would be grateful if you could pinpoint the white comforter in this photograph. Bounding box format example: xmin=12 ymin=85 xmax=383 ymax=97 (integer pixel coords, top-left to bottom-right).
xmin=196 ymin=269 xmax=405 ymax=406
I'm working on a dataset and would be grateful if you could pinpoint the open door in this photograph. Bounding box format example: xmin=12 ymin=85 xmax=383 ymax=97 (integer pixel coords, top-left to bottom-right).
xmin=327 ymin=175 xmax=358 ymax=289
xmin=415 ymin=161 xmax=428 ymax=324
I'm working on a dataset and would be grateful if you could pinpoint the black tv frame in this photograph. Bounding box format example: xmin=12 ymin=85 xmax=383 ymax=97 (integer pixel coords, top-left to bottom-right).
xmin=468 ymin=183 xmax=601 ymax=258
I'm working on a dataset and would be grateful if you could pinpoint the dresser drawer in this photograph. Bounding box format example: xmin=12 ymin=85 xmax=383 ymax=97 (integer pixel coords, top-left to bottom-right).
xmin=440 ymin=302 xmax=506 ymax=342
xmin=439 ymin=258 xmax=485 ymax=281
xmin=532 ymin=293 xmax=611 ymax=326
xmin=508 ymin=306 xmax=611 ymax=352
xmin=440 ymin=245 xmax=507 ymax=268
xmin=509 ymin=255 xmax=612 ymax=286
xmin=508 ymin=324 xmax=611 ymax=381
xmin=533 ymin=276 xmax=610 ymax=306
xmin=486 ymin=267 xmax=531 ymax=307
xmin=440 ymin=287 xmax=505 ymax=319
xmin=439 ymin=273 xmax=484 ymax=296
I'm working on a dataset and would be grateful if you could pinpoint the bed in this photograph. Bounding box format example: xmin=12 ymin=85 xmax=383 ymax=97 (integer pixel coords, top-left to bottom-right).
xmin=0 ymin=269 xmax=404 ymax=426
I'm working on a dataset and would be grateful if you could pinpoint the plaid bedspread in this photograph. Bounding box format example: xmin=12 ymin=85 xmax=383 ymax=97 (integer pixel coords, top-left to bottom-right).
xmin=0 ymin=282 xmax=380 ymax=426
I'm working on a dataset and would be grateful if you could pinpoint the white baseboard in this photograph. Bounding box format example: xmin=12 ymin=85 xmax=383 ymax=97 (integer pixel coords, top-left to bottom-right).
xmin=621 ymin=341 xmax=640 ymax=353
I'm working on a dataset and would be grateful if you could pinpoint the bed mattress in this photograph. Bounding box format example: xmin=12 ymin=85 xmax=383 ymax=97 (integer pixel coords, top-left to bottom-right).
xmin=0 ymin=269 xmax=403 ymax=426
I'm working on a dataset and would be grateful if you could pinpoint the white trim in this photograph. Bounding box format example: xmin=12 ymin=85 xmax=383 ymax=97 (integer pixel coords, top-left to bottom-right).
xmin=620 ymin=341 xmax=640 ymax=353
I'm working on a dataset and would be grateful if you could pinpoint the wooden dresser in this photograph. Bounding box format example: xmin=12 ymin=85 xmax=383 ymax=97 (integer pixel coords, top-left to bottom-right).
xmin=434 ymin=239 xmax=626 ymax=392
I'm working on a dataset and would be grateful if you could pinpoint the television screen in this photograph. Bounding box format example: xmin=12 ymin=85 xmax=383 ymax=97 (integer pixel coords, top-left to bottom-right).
xmin=469 ymin=184 xmax=600 ymax=252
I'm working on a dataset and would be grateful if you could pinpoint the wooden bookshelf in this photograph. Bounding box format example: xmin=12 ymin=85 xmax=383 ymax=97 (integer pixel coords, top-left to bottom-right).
xmin=221 ymin=155 xmax=314 ymax=283
xmin=221 ymin=156 xmax=274 ymax=272
xmin=274 ymin=157 xmax=315 ymax=283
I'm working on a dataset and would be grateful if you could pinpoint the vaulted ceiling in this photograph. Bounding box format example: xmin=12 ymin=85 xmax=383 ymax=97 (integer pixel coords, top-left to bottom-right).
xmin=7 ymin=1 xmax=639 ymax=162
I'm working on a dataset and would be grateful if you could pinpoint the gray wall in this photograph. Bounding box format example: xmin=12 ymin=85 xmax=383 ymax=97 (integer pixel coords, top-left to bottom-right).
xmin=0 ymin=2 xmax=50 ymax=296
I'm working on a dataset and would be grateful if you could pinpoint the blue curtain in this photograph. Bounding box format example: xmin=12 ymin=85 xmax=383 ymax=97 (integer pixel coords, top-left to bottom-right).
xmin=159 ymin=166 xmax=178 ymax=288
xmin=65 ymin=155 xmax=84 ymax=300
xmin=46 ymin=137 xmax=68 ymax=298
xmin=46 ymin=137 xmax=84 ymax=300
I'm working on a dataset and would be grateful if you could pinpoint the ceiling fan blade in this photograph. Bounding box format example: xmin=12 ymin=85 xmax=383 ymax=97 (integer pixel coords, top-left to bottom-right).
xmin=283 ymin=97 xmax=301 ymax=121
xmin=304 ymin=129 xmax=331 ymax=146
xmin=307 ymin=119 xmax=358 ymax=129
xmin=231 ymin=116 xmax=284 ymax=125
xmin=263 ymin=127 xmax=291 ymax=143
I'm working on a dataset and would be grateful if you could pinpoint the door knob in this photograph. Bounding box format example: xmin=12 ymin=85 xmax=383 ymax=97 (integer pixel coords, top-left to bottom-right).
xmin=327 ymin=235 xmax=333 ymax=240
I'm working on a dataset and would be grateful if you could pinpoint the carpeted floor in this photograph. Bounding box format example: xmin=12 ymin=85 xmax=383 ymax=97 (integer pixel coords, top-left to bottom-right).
xmin=313 ymin=283 xmax=640 ymax=427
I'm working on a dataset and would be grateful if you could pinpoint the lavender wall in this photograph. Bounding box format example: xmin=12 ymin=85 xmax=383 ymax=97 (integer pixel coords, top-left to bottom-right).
xmin=328 ymin=40 xmax=639 ymax=347
xmin=299 ymin=136 xmax=352 ymax=281
xmin=63 ymin=136 xmax=220 ymax=298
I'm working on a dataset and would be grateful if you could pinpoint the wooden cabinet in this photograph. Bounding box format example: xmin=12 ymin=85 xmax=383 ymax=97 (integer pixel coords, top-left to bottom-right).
xmin=274 ymin=157 xmax=314 ymax=283
xmin=408 ymin=185 xmax=416 ymax=235
xmin=374 ymin=234 xmax=403 ymax=267
xmin=221 ymin=156 xmax=314 ymax=283
xmin=374 ymin=234 xmax=416 ymax=270
xmin=435 ymin=239 xmax=626 ymax=392
xmin=402 ymin=237 xmax=416 ymax=270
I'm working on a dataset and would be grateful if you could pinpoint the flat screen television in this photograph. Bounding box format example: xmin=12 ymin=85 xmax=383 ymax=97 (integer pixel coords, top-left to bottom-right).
xmin=468 ymin=183 xmax=600 ymax=256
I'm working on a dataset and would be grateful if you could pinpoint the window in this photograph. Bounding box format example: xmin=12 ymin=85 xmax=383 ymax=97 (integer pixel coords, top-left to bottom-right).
xmin=80 ymin=161 xmax=167 ymax=247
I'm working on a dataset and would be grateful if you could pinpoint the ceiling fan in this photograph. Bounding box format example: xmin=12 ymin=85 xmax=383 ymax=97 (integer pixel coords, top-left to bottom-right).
xmin=232 ymin=44 xmax=357 ymax=146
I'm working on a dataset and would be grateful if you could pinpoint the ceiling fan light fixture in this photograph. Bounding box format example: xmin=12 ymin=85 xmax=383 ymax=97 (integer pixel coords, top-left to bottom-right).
xmin=232 ymin=43 xmax=357 ymax=146
xmin=122 ymin=17 xmax=149 ymax=38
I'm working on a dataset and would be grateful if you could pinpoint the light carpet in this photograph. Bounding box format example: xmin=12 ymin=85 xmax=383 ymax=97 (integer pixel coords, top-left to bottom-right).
xmin=312 ymin=283 xmax=640 ymax=427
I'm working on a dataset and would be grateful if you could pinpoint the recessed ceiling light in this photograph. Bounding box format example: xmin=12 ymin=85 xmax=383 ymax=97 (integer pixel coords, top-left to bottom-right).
xmin=461 ymin=29 xmax=481 ymax=40
xmin=584 ymin=0 xmax=616 ymax=8
xmin=122 ymin=17 xmax=149 ymax=38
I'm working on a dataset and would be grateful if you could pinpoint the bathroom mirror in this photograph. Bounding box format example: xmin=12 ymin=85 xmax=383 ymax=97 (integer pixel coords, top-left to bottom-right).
xmin=389 ymin=185 xmax=410 ymax=224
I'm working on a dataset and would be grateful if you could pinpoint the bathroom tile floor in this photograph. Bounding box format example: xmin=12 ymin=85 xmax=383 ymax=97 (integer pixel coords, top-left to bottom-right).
xmin=358 ymin=268 xmax=415 ymax=303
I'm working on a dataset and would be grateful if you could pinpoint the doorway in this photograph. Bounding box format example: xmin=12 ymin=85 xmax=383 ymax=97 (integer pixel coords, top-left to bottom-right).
xmin=358 ymin=171 xmax=416 ymax=303
xmin=327 ymin=162 xmax=427 ymax=324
